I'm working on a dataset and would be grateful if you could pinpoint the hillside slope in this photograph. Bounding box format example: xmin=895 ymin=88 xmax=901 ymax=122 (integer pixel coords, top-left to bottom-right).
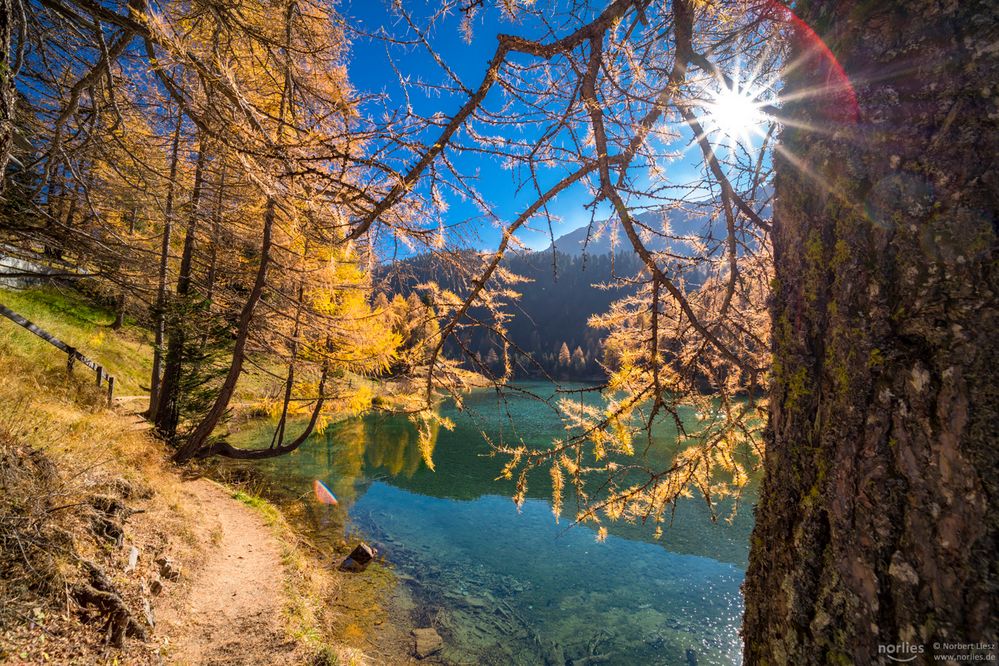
xmin=0 ymin=287 xmax=376 ymax=665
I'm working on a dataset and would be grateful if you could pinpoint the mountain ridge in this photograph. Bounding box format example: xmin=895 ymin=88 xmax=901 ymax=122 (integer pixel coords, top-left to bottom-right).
xmin=381 ymin=195 xmax=771 ymax=379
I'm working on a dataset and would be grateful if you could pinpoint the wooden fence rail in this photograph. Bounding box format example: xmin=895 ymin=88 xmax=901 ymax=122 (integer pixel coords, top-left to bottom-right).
xmin=0 ymin=301 xmax=115 ymax=404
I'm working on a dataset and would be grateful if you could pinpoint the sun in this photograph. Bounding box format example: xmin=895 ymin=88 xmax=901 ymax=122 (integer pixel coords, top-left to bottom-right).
xmin=700 ymin=77 xmax=772 ymax=154
xmin=707 ymin=87 xmax=763 ymax=137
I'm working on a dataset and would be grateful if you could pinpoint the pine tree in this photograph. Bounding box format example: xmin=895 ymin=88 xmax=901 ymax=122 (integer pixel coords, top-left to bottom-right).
xmin=557 ymin=342 xmax=571 ymax=367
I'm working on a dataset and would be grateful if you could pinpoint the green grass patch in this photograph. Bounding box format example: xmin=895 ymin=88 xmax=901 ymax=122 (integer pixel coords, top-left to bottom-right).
xmin=0 ymin=286 xmax=153 ymax=395
xmin=231 ymin=488 xmax=284 ymax=526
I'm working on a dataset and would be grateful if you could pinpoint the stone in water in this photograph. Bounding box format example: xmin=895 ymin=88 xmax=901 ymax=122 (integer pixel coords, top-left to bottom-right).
xmin=412 ymin=627 xmax=443 ymax=658
xmin=339 ymin=543 xmax=375 ymax=572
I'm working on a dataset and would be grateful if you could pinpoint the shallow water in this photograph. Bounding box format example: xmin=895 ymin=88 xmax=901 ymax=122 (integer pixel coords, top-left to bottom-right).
xmin=234 ymin=381 xmax=754 ymax=665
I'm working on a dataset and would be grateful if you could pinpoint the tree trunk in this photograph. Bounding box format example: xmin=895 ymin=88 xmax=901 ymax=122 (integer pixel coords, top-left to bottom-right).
xmin=148 ymin=114 xmax=183 ymax=419
xmin=176 ymin=4 xmax=295 ymax=462
xmin=271 ymin=237 xmax=308 ymax=450
xmin=172 ymin=196 xmax=276 ymax=462
xmin=63 ymin=179 xmax=79 ymax=231
xmin=744 ymin=2 xmax=998 ymax=664
xmin=154 ymin=137 xmax=204 ymax=439
xmin=0 ymin=0 xmax=13 ymax=191
xmin=111 ymin=293 xmax=125 ymax=330
xmin=204 ymin=163 xmax=225 ymax=307
xmin=195 ymin=363 xmax=329 ymax=460
xmin=43 ymin=164 xmax=65 ymax=259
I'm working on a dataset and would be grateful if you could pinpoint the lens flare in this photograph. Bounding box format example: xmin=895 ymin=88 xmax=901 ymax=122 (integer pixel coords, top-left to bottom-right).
xmin=313 ymin=479 xmax=338 ymax=505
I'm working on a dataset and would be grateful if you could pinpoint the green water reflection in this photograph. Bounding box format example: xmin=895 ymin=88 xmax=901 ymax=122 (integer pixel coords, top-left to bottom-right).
xmin=233 ymin=382 xmax=754 ymax=665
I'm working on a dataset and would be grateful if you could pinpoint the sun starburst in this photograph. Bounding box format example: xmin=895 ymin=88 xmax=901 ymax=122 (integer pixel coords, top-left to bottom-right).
xmin=699 ymin=64 xmax=775 ymax=155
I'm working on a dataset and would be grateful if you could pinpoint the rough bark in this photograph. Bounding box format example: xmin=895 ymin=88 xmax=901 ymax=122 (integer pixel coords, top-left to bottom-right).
xmin=744 ymin=2 xmax=998 ymax=664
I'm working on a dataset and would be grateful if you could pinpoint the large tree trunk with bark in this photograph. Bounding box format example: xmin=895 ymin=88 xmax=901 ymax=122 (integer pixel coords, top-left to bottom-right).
xmin=744 ymin=2 xmax=998 ymax=663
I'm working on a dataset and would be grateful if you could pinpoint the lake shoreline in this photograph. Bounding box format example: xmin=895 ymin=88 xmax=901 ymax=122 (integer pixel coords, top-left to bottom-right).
xmin=212 ymin=444 xmax=429 ymax=664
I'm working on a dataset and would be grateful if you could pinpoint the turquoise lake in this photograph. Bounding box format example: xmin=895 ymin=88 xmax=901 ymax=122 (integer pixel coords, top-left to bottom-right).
xmin=234 ymin=382 xmax=755 ymax=665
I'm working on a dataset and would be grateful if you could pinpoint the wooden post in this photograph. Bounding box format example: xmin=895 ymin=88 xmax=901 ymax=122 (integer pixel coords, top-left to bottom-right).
xmin=96 ymin=365 xmax=103 ymax=387
xmin=107 ymin=375 xmax=115 ymax=405
xmin=67 ymin=349 xmax=76 ymax=373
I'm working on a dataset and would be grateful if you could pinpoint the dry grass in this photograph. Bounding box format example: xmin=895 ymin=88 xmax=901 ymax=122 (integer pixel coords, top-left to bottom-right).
xmin=0 ymin=348 xmax=195 ymax=664
xmin=0 ymin=287 xmax=383 ymax=665
xmin=0 ymin=286 xmax=289 ymax=407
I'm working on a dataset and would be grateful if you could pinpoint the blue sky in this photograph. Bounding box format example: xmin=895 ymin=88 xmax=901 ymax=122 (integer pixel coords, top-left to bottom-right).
xmin=338 ymin=0 xmax=710 ymax=253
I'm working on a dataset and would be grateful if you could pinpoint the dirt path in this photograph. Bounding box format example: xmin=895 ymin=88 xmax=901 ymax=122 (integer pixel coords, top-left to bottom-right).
xmin=156 ymin=479 xmax=299 ymax=665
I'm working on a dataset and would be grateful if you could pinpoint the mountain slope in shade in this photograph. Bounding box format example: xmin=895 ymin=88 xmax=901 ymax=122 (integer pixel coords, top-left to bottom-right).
xmin=545 ymin=208 xmax=710 ymax=257
xmin=378 ymin=249 xmax=647 ymax=380
xmin=545 ymin=190 xmax=773 ymax=258
xmin=382 ymin=195 xmax=771 ymax=379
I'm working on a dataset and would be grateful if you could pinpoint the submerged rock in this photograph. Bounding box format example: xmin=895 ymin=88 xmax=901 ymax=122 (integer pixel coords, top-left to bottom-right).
xmin=339 ymin=543 xmax=376 ymax=572
xmin=412 ymin=627 xmax=443 ymax=659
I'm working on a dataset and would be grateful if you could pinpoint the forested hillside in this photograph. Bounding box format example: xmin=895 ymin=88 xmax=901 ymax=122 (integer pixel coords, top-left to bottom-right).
xmin=382 ymin=248 xmax=646 ymax=379
xmin=379 ymin=208 xmax=724 ymax=380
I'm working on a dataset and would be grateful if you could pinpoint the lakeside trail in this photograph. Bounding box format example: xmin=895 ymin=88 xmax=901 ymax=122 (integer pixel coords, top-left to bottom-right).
xmin=155 ymin=478 xmax=298 ymax=665
xmin=0 ymin=288 xmax=420 ymax=665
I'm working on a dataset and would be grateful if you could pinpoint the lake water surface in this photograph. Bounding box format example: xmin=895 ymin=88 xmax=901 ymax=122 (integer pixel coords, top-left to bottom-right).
xmin=233 ymin=382 xmax=754 ymax=665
